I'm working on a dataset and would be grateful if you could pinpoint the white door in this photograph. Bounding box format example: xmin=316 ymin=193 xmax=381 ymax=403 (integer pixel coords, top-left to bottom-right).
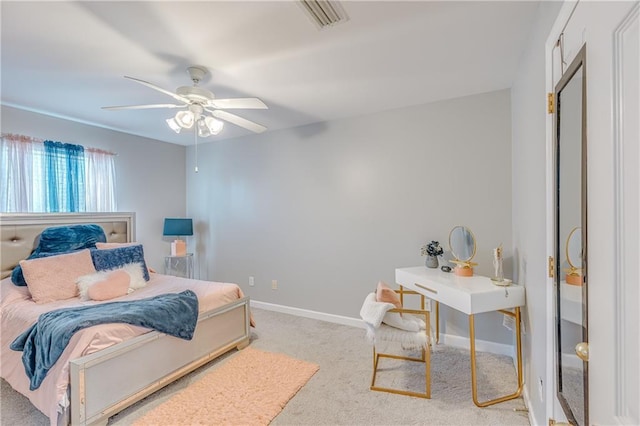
xmin=547 ymin=1 xmax=639 ymax=424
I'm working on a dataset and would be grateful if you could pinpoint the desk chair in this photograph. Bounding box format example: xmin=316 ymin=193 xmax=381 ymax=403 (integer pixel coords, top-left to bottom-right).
xmin=367 ymin=286 xmax=432 ymax=398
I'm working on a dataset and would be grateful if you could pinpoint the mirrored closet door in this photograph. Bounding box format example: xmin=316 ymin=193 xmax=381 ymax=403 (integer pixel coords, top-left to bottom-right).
xmin=554 ymin=44 xmax=587 ymax=426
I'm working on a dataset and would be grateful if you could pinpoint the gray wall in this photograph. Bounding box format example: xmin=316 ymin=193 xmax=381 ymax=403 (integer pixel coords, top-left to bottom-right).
xmin=187 ymin=89 xmax=514 ymax=344
xmin=1 ymin=105 xmax=186 ymax=271
xmin=511 ymin=2 xmax=562 ymax=424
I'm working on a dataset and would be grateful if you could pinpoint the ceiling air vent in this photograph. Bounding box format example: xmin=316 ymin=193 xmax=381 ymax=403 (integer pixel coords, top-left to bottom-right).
xmin=298 ymin=0 xmax=348 ymax=29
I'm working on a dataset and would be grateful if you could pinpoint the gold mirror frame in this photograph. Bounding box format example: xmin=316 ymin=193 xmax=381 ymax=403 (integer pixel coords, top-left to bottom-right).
xmin=449 ymin=226 xmax=477 ymax=276
xmin=565 ymin=227 xmax=583 ymax=267
xmin=565 ymin=227 xmax=583 ymax=286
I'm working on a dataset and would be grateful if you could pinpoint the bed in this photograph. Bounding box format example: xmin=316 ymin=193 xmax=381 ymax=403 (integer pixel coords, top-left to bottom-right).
xmin=0 ymin=212 xmax=251 ymax=426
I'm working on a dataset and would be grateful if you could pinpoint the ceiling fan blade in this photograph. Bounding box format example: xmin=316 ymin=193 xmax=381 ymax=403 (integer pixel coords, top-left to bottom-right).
xmin=102 ymin=103 xmax=185 ymax=110
xmin=208 ymin=109 xmax=267 ymax=133
xmin=206 ymin=98 xmax=268 ymax=110
xmin=124 ymin=76 xmax=191 ymax=103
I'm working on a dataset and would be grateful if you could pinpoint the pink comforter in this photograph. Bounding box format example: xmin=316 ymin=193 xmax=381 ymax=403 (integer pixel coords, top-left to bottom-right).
xmin=0 ymin=274 xmax=247 ymax=424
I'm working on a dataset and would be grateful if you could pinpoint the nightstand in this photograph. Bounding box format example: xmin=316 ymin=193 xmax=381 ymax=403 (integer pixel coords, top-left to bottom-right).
xmin=164 ymin=253 xmax=194 ymax=279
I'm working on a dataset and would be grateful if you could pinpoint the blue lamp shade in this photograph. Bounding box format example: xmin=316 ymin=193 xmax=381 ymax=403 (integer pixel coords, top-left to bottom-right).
xmin=163 ymin=218 xmax=193 ymax=237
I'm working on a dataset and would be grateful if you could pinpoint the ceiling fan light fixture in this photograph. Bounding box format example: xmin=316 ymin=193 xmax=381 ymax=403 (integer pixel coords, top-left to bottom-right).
xmin=197 ymin=119 xmax=211 ymax=138
xmin=196 ymin=116 xmax=224 ymax=137
xmin=175 ymin=110 xmax=195 ymax=129
xmin=166 ymin=117 xmax=182 ymax=133
xmin=103 ymin=66 xmax=268 ymax=138
xmin=203 ymin=116 xmax=224 ymax=135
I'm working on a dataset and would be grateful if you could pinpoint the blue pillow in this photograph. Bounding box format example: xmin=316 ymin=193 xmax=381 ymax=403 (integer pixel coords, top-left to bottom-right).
xmin=34 ymin=224 xmax=106 ymax=255
xmin=91 ymin=245 xmax=150 ymax=281
xmin=11 ymin=224 xmax=107 ymax=287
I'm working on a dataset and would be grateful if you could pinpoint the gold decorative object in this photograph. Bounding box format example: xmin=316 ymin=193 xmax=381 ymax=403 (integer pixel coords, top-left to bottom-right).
xmin=449 ymin=226 xmax=477 ymax=277
xmin=564 ymin=227 xmax=583 ymax=286
xmin=491 ymin=244 xmax=512 ymax=286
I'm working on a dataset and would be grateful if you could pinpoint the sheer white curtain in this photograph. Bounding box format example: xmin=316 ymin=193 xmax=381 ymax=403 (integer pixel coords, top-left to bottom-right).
xmin=0 ymin=134 xmax=117 ymax=213
xmin=0 ymin=135 xmax=46 ymax=212
xmin=84 ymin=148 xmax=117 ymax=212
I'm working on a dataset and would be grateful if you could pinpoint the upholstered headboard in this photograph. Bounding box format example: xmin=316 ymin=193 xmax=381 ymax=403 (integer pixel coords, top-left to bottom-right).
xmin=0 ymin=212 xmax=135 ymax=279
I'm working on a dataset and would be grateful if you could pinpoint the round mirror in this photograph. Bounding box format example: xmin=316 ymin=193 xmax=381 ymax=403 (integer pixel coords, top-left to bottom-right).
xmin=566 ymin=227 xmax=582 ymax=269
xmin=565 ymin=226 xmax=583 ymax=286
xmin=449 ymin=226 xmax=476 ymax=262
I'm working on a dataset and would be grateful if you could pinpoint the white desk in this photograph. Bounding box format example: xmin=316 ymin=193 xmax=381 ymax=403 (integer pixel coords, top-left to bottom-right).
xmin=395 ymin=266 xmax=525 ymax=407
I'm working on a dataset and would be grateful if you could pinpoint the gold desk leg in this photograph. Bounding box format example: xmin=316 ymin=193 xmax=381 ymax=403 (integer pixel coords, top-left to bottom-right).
xmin=469 ymin=307 xmax=524 ymax=407
xmin=436 ymin=301 xmax=440 ymax=344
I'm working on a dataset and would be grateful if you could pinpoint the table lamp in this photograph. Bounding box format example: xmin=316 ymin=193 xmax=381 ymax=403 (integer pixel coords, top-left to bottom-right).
xmin=163 ymin=218 xmax=193 ymax=256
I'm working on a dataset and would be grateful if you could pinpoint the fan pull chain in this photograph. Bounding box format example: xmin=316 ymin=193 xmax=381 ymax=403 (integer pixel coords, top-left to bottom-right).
xmin=194 ymin=123 xmax=199 ymax=173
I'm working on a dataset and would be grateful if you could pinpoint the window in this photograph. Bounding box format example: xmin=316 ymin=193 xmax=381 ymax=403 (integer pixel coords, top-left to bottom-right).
xmin=0 ymin=134 xmax=117 ymax=213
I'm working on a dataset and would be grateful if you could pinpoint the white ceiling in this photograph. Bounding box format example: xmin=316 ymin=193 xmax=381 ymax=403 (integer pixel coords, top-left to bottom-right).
xmin=1 ymin=1 xmax=540 ymax=146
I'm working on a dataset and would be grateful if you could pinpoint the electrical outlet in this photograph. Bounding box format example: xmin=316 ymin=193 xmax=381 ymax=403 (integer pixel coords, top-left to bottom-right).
xmin=271 ymin=280 xmax=278 ymax=290
xmin=249 ymin=276 xmax=254 ymax=287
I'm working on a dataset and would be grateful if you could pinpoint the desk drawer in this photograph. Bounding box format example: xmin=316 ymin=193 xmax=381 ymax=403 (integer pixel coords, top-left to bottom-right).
xmin=395 ymin=267 xmax=525 ymax=315
xmin=398 ymin=276 xmax=471 ymax=313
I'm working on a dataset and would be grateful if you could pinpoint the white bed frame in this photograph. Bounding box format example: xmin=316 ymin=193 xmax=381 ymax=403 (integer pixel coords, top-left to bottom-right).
xmin=0 ymin=213 xmax=251 ymax=426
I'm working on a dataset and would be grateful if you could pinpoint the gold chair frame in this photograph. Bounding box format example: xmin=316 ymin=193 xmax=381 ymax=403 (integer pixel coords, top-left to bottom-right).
xmin=370 ymin=287 xmax=432 ymax=399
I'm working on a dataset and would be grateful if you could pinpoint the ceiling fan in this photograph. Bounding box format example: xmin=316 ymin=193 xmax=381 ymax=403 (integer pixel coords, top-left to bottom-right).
xmin=102 ymin=65 xmax=268 ymax=137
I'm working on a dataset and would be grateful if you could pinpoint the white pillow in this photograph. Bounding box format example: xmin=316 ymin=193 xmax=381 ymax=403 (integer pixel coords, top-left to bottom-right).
xmin=77 ymin=262 xmax=147 ymax=300
xmin=382 ymin=312 xmax=426 ymax=332
xmin=119 ymin=262 xmax=147 ymax=290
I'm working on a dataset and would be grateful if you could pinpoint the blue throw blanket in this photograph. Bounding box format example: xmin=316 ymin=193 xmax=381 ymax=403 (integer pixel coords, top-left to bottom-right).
xmin=10 ymin=290 xmax=199 ymax=390
xmin=12 ymin=224 xmax=107 ymax=286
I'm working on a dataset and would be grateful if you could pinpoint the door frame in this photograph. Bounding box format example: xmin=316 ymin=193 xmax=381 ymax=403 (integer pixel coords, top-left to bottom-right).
xmin=545 ymin=1 xmax=581 ymax=423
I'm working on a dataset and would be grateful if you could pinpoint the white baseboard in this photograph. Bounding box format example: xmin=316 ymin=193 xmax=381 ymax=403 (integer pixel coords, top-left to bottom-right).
xmin=522 ymin=385 xmax=540 ymax=426
xmin=250 ymin=300 xmax=365 ymax=329
xmin=251 ymin=300 xmax=516 ymax=359
xmin=438 ymin=333 xmax=515 ymax=358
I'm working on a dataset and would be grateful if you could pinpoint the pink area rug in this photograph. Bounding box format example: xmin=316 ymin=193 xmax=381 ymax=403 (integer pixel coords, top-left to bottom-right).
xmin=134 ymin=347 xmax=319 ymax=425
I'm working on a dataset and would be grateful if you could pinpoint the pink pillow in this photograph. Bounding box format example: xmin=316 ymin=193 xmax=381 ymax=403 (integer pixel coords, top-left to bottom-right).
xmin=86 ymin=270 xmax=131 ymax=301
xmin=376 ymin=281 xmax=402 ymax=309
xmin=95 ymin=242 xmax=138 ymax=249
xmin=20 ymin=249 xmax=96 ymax=304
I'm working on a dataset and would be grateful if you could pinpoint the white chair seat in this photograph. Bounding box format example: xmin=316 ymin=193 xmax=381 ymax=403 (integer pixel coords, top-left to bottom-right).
xmin=368 ymin=323 xmax=429 ymax=349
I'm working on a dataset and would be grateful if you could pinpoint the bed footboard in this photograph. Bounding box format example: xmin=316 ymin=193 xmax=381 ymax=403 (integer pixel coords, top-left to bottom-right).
xmin=69 ymin=297 xmax=250 ymax=425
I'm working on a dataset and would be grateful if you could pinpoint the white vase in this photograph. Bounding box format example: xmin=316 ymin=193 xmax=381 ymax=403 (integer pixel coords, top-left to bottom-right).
xmin=425 ymin=255 xmax=438 ymax=268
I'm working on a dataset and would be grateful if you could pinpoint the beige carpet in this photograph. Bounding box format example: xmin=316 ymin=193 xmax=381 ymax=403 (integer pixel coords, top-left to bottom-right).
xmin=133 ymin=347 xmax=319 ymax=426
xmin=1 ymin=308 xmax=529 ymax=425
